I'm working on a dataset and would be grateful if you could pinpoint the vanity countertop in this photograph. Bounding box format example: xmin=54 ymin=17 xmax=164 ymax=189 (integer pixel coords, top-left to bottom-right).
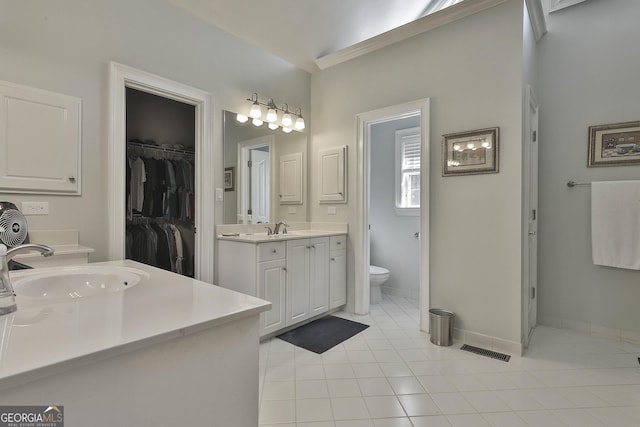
xmin=0 ymin=260 xmax=270 ymax=390
xmin=217 ymin=229 xmax=346 ymax=243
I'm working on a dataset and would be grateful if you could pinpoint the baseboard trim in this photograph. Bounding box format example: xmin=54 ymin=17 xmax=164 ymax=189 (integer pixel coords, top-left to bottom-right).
xmin=538 ymin=315 xmax=640 ymax=344
xmin=452 ymin=328 xmax=523 ymax=356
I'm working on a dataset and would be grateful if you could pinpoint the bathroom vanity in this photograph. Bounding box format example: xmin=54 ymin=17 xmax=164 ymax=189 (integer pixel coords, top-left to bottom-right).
xmin=217 ymin=224 xmax=347 ymax=337
xmin=0 ymin=260 xmax=270 ymax=426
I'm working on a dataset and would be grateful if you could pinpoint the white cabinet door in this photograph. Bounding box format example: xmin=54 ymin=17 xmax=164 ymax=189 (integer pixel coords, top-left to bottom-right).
xmin=330 ymin=249 xmax=347 ymax=309
xmin=309 ymin=237 xmax=330 ymax=316
xmin=259 ymin=259 xmax=287 ymax=336
xmin=286 ymin=239 xmax=310 ymax=326
xmin=279 ymin=152 xmax=303 ymax=204
xmin=0 ymin=80 xmax=81 ymax=194
xmin=318 ymin=146 xmax=346 ymax=203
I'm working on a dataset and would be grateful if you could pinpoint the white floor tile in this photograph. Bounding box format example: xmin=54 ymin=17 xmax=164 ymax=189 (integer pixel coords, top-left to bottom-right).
xmin=259 ymin=399 xmax=295 ymax=424
xmin=331 ymin=397 xmax=370 ymax=420
xmin=410 ymin=415 xmax=452 ymax=426
xmin=481 ymin=411 xmax=528 ymax=427
xmin=262 ymin=381 xmax=295 ymax=400
xmin=352 ymin=363 xmax=385 ymax=378
xmin=372 ymin=417 xmax=413 ymax=426
xmin=430 ymin=392 xmax=476 ymax=414
xmin=297 ymin=379 xmax=330 ymax=399
xmin=358 ymin=377 xmax=395 ymax=396
xmin=462 ymin=390 xmax=511 ymax=412
xmin=327 ymin=378 xmax=362 ymax=397
xmin=296 ymin=398 xmax=334 ymax=423
xmin=446 ymin=413 xmax=491 ymax=427
xmin=397 ymin=393 xmax=441 ymax=416
xmin=324 ymin=363 xmax=356 ymax=379
xmin=363 ymin=395 xmax=406 ymax=418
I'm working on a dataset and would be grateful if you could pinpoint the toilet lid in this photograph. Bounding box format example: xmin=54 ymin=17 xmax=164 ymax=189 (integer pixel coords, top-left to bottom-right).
xmin=370 ymin=265 xmax=389 ymax=275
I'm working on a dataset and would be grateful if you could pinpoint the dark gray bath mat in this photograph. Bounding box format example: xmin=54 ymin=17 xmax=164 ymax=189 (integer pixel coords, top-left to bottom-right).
xmin=277 ymin=316 xmax=369 ymax=354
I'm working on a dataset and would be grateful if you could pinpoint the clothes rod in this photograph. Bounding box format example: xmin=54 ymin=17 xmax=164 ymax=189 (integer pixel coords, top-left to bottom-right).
xmin=567 ymin=180 xmax=591 ymax=187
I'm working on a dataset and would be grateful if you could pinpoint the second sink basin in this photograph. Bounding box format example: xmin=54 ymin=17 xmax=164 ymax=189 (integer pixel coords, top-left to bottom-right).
xmin=12 ymin=265 xmax=149 ymax=299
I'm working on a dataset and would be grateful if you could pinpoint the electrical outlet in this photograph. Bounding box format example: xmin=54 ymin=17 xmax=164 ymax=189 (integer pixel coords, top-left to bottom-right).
xmin=21 ymin=201 xmax=49 ymax=215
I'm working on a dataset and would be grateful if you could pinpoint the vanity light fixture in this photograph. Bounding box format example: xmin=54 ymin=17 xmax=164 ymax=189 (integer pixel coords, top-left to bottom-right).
xmin=236 ymin=93 xmax=306 ymax=132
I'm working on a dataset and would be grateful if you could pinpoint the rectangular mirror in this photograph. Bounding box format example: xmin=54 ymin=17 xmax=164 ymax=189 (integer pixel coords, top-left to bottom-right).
xmin=223 ymin=110 xmax=307 ymax=224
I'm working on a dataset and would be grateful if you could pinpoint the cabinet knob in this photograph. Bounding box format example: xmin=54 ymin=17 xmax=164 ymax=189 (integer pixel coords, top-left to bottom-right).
xmin=282 ymin=267 xmax=287 ymax=272
xmin=272 ymin=249 xmax=277 ymax=253
xmin=336 ymin=241 xmax=341 ymax=245
xmin=68 ymin=177 xmax=76 ymax=183
xmin=330 ymin=257 xmax=335 ymax=261
xmin=311 ymin=245 xmax=316 ymax=249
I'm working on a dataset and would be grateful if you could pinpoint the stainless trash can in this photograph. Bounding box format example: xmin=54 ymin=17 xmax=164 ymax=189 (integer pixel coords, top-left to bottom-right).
xmin=429 ymin=308 xmax=455 ymax=346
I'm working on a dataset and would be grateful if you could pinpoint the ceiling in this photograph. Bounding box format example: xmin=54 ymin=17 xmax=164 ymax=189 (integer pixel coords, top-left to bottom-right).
xmin=168 ymin=0 xmax=466 ymax=73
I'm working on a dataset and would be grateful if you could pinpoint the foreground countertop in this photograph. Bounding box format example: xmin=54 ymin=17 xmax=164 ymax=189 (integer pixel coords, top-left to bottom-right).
xmin=0 ymin=260 xmax=270 ymax=390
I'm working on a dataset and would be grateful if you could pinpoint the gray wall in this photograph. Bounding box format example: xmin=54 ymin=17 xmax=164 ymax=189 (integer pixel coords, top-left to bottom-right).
xmin=0 ymin=0 xmax=310 ymax=261
xmin=370 ymin=117 xmax=421 ymax=300
xmin=537 ymin=0 xmax=640 ymax=339
xmin=311 ymin=0 xmax=525 ymax=344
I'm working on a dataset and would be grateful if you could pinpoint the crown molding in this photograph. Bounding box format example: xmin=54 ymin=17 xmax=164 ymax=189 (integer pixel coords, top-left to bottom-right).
xmin=526 ymin=0 xmax=548 ymax=42
xmin=315 ymin=0 xmax=510 ymax=71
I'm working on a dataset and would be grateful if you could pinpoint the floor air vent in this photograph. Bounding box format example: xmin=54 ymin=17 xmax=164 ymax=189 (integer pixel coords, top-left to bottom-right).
xmin=460 ymin=344 xmax=511 ymax=362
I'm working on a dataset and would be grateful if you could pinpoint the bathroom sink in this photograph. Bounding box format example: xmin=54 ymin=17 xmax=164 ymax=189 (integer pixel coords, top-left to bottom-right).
xmin=12 ymin=265 xmax=149 ymax=299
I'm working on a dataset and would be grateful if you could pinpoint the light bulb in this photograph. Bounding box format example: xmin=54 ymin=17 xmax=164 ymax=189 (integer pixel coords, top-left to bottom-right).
xmin=453 ymin=144 xmax=461 ymax=151
xmin=266 ymin=108 xmax=278 ymax=122
xmin=236 ymin=113 xmax=248 ymax=123
xmin=294 ymin=116 xmax=305 ymax=130
xmin=282 ymin=127 xmax=292 ymax=133
xmin=252 ymin=118 xmax=263 ymax=127
xmin=268 ymin=122 xmax=279 ymax=130
xmin=249 ymin=103 xmax=261 ymax=119
xmin=466 ymin=143 xmax=475 ymax=150
xmin=282 ymin=113 xmax=293 ymax=127
xmin=481 ymin=142 xmax=491 ymax=149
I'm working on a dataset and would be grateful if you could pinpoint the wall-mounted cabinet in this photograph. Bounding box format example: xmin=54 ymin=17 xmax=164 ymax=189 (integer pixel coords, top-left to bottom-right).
xmin=279 ymin=152 xmax=303 ymax=204
xmin=319 ymin=146 xmax=347 ymax=203
xmin=0 ymin=81 xmax=81 ymax=195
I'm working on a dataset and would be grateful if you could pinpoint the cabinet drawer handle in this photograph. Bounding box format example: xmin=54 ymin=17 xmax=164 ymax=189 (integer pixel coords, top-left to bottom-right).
xmin=272 ymin=249 xmax=277 ymax=253
xmin=68 ymin=177 xmax=76 ymax=183
xmin=330 ymin=257 xmax=335 ymax=261
xmin=336 ymin=241 xmax=342 ymax=245
xmin=311 ymin=245 xmax=316 ymax=249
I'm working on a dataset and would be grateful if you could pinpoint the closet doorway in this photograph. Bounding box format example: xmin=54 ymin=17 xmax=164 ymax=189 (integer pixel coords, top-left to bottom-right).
xmin=108 ymin=62 xmax=214 ymax=283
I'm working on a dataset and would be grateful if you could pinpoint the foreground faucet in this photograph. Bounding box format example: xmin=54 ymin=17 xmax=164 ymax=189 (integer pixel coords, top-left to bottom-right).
xmin=0 ymin=243 xmax=55 ymax=315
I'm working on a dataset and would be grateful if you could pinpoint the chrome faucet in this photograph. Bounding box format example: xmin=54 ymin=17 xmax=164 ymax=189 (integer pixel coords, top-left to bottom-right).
xmin=273 ymin=221 xmax=288 ymax=235
xmin=0 ymin=243 xmax=55 ymax=315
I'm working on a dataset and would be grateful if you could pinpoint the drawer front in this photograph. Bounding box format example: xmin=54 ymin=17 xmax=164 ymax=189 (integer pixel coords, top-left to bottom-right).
xmin=258 ymin=241 xmax=286 ymax=262
xmin=330 ymin=235 xmax=346 ymax=251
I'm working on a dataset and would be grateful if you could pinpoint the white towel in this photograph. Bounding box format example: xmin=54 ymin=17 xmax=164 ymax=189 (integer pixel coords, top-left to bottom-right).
xmin=592 ymin=180 xmax=640 ymax=270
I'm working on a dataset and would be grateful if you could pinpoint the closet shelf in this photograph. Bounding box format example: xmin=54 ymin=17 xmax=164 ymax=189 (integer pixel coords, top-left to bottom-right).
xmin=127 ymin=141 xmax=194 ymax=158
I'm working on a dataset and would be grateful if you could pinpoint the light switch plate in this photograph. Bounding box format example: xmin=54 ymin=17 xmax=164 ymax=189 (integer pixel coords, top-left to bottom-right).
xmin=215 ymin=188 xmax=224 ymax=202
xmin=22 ymin=201 xmax=49 ymax=215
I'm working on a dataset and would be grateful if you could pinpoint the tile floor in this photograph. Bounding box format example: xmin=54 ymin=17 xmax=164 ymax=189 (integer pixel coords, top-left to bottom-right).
xmin=258 ymin=295 xmax=640 ymax=426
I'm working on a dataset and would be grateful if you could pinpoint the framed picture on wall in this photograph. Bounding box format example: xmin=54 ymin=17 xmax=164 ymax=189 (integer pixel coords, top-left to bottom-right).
xmin=224 ymin=167 xmax=234 ymax=191
xmin=442 ymin=127 xmax=499 ymax=176
xmin=588 ymin=120 xmax=640 ymax=167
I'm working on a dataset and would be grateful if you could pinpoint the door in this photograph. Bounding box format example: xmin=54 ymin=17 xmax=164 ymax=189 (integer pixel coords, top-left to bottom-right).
xmin=259 ymin=259 xmax=286 ymax=335
xmin=250 ymin=149 xmax=270 ymax=223
xmin=286 ymin=239 xmax=310 ymax=325
xmin=309 ymin=237 xmax=330 ymax=316
xmin=527 ymin=89 xmax=538 ymax=341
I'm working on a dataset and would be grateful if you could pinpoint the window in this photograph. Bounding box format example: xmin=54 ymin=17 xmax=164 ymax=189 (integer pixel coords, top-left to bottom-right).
xmin=395 ymin=127 xmax=420 ymax=214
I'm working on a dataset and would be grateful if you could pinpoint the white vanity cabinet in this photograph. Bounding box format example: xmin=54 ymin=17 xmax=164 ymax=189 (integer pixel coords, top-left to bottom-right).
xmin=330 ymin=235 xmax=347 ymax=309
xmin=217 ymin=231 xmax=347 ymax=337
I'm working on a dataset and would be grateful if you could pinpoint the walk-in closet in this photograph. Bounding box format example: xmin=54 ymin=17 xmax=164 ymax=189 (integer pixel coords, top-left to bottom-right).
xmin=125 ymin=87 xmax=196 ymax=277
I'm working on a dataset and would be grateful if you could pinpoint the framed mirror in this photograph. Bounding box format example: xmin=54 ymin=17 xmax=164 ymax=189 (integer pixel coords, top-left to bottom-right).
xmin=223 ymin=110 xmax=308 ymax=224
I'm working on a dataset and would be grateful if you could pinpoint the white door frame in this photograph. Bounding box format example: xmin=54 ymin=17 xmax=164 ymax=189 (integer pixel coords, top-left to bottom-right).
xmin=355 ymin=99 xmax=431 ymax=331
xmin=522 ymin=84 xmax=539 ymax=347
xmin=107 ymin=62 xmax=214 ymax=283
xmin=237 ymin=135 xmax=275 ymax=224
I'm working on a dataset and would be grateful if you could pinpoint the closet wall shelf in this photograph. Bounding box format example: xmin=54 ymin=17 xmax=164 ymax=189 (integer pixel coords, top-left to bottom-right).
xmin=127 ymin=141 xmax=194 ymax=158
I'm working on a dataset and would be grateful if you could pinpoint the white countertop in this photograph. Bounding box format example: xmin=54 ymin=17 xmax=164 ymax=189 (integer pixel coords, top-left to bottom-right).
xmin=0 ymin=260 xmax=271 ymax=390
xmin=217 ymin=230 xmax=346 ymax=244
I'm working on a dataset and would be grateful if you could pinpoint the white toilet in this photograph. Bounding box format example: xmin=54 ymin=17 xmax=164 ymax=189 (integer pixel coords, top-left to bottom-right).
xmin=369 ymin=265 xmax=390 ymax=304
